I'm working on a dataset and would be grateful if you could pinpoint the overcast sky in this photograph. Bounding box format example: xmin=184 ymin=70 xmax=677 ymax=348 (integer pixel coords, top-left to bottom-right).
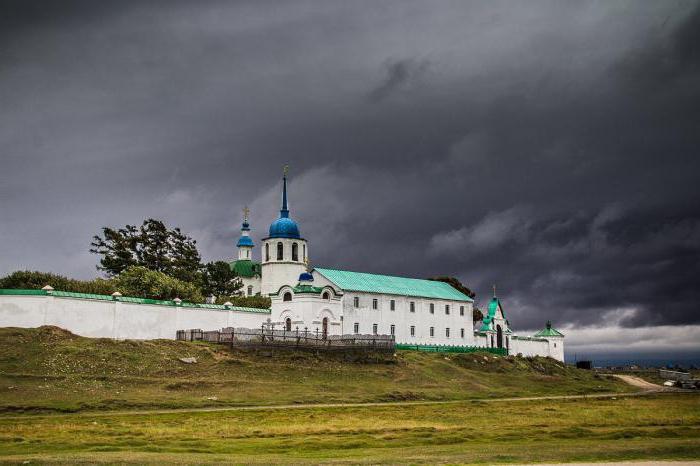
xmin=2 ymin=1 xmax=699 ymax=357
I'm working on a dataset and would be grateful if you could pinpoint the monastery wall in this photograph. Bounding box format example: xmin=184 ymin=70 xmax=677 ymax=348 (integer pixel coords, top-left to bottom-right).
xmin=0 ymin=294 xmax=269 ymax=340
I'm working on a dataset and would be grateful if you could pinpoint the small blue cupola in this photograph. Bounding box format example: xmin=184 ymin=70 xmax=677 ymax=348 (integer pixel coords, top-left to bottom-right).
xmin=236 ymin=207 xmax=255 ymax=258
xmin=268 ymin=167 xmax=301 ymax=239
xmin=298 ymin=271 xmax=314 ymax=282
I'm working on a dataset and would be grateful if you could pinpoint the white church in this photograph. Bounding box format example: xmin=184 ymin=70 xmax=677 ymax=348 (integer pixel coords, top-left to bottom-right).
xmin=0 ymin=170 xmax=564 ymax=361
xmin=229 ymin=171 xmax=565 ymax=361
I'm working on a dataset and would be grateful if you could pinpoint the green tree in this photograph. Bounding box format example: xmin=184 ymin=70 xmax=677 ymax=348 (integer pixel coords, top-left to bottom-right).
xmin=201 ymin=261 xmax=242 ymax=298
xmin=0 ymin=270 xmax=116 ymax=295
xmin=113 ymin=266 xmax=203 ymax=302
xmin=90 ymin=219 xmax=202 ymax=280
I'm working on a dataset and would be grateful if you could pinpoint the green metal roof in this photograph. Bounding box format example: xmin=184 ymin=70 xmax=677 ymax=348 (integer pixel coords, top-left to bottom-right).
xmin=479 ymin=297 xmax=504 ymax=331
xmin=314 ymin=268 xmax=473 ymax=302
xmin=534 ymin=321 xmax=564 ymax=337
xmin=0 ymin=289 xmax=270 ymax=314
xmin=292 ymin=284 xmax=324 ymax=294
xmin=229 ymin=259 xmax=261 ymax=278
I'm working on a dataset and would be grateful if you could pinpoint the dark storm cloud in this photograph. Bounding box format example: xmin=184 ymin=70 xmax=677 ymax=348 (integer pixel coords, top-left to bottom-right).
xmin=1 ymin=1 xmax=699 ymax=350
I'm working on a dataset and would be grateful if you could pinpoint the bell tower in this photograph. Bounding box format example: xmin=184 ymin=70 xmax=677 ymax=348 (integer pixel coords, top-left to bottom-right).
xmin=236 ymin=206 xmax=254 ymax=261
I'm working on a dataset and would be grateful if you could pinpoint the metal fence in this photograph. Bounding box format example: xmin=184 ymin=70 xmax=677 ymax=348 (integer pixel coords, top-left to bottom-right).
xmin=176 ymin=326 xmax=395 ymax=353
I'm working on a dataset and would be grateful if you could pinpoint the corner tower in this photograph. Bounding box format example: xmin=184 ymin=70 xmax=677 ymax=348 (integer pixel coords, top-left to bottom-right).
xmin=260 ymin=167 xmax=309 ymax=295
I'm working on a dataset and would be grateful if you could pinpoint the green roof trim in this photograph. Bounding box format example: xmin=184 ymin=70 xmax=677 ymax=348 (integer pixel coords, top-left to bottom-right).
xmin=292 ymin=284 xmax=324 ymax=294
xmin=229 ymin=259 xmax=262 ymax=278
xmin=396 ymin=344 xmax=507 ymax=356
xmin=534 ymin=321 xmax=564 ymax=337
xmin=314 ymin=268 xmax=473 ymax=302
xmin=0 ymin=289 xmax=270 ymax=314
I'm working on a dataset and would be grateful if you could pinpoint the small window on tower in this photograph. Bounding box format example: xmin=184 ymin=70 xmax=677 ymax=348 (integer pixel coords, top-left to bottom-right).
xmin=445 ymin=304 xmax=450 ymax=315
xmin=283 ymin=292 xmax=292 ymax=302
xmin=292 ymin=242 xmax=298 ymax=261
xmin=322 ymin=291 xmax=330 ymax=300
xmin=265 ymin=243 xmax=270 ymax=262
xmin=247 ymin=285 xmax=253 ymax=296
xmin=460 ymin=328 xmax=465 ymax=338
xmin=446 ymin=328 xmax=450 ymax=338
xmin=390 ymin=324 xmax=395 ymax=336
xmin=277 ymin=242 xmax=284 ymax=261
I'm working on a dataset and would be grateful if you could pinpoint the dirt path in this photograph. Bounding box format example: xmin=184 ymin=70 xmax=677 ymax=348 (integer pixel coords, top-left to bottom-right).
xmin=4 ymin=378 xmax=696 ymax=420
xmin=522 ymin=462 xmax=700 ymax=466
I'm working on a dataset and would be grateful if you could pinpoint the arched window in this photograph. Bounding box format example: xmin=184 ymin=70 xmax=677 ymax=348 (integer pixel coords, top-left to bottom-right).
xmin=283 ymin=292 xmax=292 ymax=302
xmin=285 ymin=318 xmax=292 ymax=331
xmin=303 ymin=244 xmax=306 ymax=261
xmin=265 ymin=243 xmax=270 ymax=262
xmin=247 ymin=285 xmax=253 ymax=296
xmin=277 ymin=242 xmax=284 ymax=261
xmin=292 ymin=242 xmax=298 ymax=261
xmin=322 ymin=291 xmax=330 ymax=300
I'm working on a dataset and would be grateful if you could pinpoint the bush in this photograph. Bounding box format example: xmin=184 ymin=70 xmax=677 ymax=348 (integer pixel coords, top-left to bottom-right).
xmin=215 ymin=294 xmax=271 ymax=309
xmin=114 ymin=266 xmax=204 ymax=303
xmin=0 ymin=270 xmax=116 ymax=295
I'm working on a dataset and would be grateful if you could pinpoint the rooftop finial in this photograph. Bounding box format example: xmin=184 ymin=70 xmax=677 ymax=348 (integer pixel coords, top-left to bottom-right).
xmin=546 ymin=320 xmax=552 ymax=330
xmin=493 ymin=283 xmax=497 ymax=298
xmin=243 ymin=206 xmax=250 ymax=223
xmin=281 ymin=165 xmax=289 ymax=217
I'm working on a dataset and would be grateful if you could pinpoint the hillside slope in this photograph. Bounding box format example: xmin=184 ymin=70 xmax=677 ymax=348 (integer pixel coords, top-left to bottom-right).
xmin=0 ymin=326 xmax=632 ymax=413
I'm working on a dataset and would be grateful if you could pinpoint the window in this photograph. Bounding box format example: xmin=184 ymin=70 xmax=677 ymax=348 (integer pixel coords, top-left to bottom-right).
xmin=460 ymin=328 xmax=465 ymax=338
xmin=460 ymin=306 xmax=464 ymax=316
xmin=372 ymin=298 xmax=378 ymax=310
xmin=265 ymin=243 xmax=270 ymax=262
xmin=283 ymin=292 xmax=292 ymax=302
xmin=354 ymin=322 xmax=359 ymax=334
xmin=303 ymin=244 xmax=306 ymax=261
xmin=410 ymin=325 xmax=415 ymax=337
xmin=410 ymin=301 xmax=415 ymax=312
xmin=322 ymin=291 xmax=330 ymax=300
xmin=353 ymin=297 xmax=359 ymax=308
xmin=390 ymin=299 xmax=395 ymax=311
xmin=246 ymin=250 xmax=249 ymax=258
xmin=276 ymin=242 xmax=284 ymax=261
xmin=285 ymin=318 xmax=292 ymax=331
xmin=446 ymin=328 xmax=450 ymax=338
xmin=430 ymin=327 xmax=435 ymax=337
xmin=372 ymin=324 xmax=378 ymax=335
xmin=430 ymin=303 xmax=434 ymax=314
xmin=292 ymin=242 xmax=298 ymax=261
xmin=445 ymin=304 xmax=450 ymax=315
xmin=554 ymin=343 xmax=557 ymax=348
xmin=390 ymin=324 xmax=395 ymax=336
xmin=247 ymin=285 xmax=253 ymax=296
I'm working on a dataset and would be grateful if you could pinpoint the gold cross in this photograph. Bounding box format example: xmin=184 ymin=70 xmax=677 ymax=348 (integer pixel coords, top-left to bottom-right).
xmin=243 ymin=206 xmax=250 ymax=221
xmin=283 ymin=165 xmax=289 ymax=176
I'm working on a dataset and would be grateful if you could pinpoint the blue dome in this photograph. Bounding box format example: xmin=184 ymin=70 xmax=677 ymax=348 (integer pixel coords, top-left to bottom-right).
xmin=237 ymin=236 xmax=254 ymax=247
xmin=298 ymin=272 xmax=314 ymax=282
xmin=268 ymin=217 xmax=301 ymax=239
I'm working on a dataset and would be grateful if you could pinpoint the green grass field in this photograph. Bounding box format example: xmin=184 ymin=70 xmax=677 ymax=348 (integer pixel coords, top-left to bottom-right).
xmin=0 ymin=326 xmax=698 ymax=465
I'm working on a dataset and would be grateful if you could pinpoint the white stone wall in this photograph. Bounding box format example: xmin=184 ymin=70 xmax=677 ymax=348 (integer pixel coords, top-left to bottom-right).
xmin=260 ymin=237 xmax=308 ymax=295
xmin=510 ymin=337 xmax=559 ymax=360
xmin=270 ymin=287 xmax=343 ymax=336
xmin=0 ymin=295 xmax=269 ymax=340
xmin=341 ymin=291 xmax=475 ymax=346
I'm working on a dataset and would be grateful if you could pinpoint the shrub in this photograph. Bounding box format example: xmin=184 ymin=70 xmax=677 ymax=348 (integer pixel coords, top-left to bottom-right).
xmin=215 ymin=294 xmax=271 ymax=309
xmin=114 ymin=266 xmax=204 ymax=303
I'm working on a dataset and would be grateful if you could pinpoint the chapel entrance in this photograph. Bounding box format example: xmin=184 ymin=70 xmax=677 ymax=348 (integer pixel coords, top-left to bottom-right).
xmin=322 ymin=317 xmax=328 ymax=339
xmin=285 ymin=317 xmax=292 ymax=332
xmin=496 ymin=325 xmax=503 ymax=348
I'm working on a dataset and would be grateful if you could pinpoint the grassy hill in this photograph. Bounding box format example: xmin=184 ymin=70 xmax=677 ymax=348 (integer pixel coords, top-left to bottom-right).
xmin=0 ymin=326 xmax=632 ymax=413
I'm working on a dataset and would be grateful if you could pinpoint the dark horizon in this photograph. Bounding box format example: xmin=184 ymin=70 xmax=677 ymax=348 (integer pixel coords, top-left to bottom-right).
xmin=1 ymin=1 xmax=699 ymax=356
